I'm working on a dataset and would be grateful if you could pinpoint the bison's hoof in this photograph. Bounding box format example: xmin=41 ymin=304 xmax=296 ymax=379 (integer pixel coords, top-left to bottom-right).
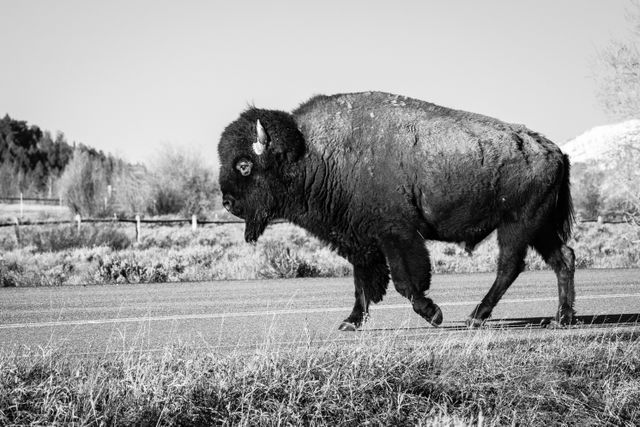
xmin=546 ymin=319 xmax=570 ymax=329
xmin=425 ymin=304 xmax=443 ymax=327
xmin=555 ymin=309 xmax=576 ymax=326
xmin=338 ymin=321 xmax=358 ymax=332
xmin=547 ymin=317 xmax=581 ymax=329
xmin=465 ymin=317 xmax=485 ymax=328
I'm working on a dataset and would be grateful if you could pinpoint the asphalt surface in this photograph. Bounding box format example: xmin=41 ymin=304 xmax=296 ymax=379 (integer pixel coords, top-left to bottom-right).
xmin=1 ymin=269 xmax=639 ymax=356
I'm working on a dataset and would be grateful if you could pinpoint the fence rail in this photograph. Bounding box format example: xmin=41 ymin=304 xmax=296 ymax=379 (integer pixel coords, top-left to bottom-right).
xmin=1 ymin=214 xmax=632 ymax=246
xmin=0 ymin=215 xmax=287 ymax=244
xmin=0 ymin=217 xmax=250 ymax=228
xmin=1 ymin=214 xmax=636 ymax=248
xmin=0 ymin=196 xmax=61 ymax=206
xmin=0 ymin=216 xmax=632 ymax=229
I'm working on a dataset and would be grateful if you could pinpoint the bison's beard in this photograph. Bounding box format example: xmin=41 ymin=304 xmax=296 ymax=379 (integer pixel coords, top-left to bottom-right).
xmin=244 ymin=211 xmax=270 ymax=243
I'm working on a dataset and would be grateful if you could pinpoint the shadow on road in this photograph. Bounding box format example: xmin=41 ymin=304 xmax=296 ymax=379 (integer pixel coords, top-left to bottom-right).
xmin=493 ymin=313 xmax=640 ymax=328
xmin=365 ymin=313 xmax=640 ymax=332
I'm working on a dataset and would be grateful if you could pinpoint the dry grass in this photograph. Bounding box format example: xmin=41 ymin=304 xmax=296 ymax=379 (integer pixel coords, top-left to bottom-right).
xmin=0 ymin=328 xmax=638 ymax=425
xmin=0 ymin=202 xmax=71 ymax=222
xmin=1 ymin=221 xmax=639 ymax=287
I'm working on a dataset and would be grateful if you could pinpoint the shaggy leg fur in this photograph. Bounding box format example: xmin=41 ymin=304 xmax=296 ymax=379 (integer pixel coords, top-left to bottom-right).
xmin=467 ymin=223 xmax=528 ymax=327
xmin=381 ymin=235 xmax=443 ymax=326
xmin=533 ymin=233 xmax=576 ymax=326
xmin=339 ymin=255 xmax=389 ymax=331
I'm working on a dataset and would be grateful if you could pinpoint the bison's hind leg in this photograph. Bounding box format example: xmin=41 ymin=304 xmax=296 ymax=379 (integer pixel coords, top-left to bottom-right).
xmin=339 ymin=258 xmax=389 ymax=331
xmin=532 ymin=232 xmax=576 ymax=326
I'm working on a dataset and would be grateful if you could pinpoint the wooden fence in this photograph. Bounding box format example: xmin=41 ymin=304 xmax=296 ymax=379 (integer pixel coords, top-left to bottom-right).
xmin=0 ymin=194 xmax=62 ymax=207
xmin=1 ymin=213 xmax=632 ymax=246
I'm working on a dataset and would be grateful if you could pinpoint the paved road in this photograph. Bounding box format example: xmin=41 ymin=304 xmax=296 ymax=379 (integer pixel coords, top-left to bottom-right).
xmin=1 ymin=269 xmax=639 ymax=355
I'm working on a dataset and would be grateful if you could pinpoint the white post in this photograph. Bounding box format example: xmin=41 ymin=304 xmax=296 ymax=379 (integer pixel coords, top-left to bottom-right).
xmin=105 ymin=185 xmax=112 ymax=209
xmin=192 ymin=214 xmax=197 ymax=231
xmin=13 ymin=217 xmax=20 ymax=244
xmin=597 ymin=215 xmax=603 ymax=224
xmin=135 ymin=215 xmax=141 ymax=244
xmin=75 ymin=214 xmax=81 ymax=233
xmin=20 ymin=192 xmax=23 ymax=218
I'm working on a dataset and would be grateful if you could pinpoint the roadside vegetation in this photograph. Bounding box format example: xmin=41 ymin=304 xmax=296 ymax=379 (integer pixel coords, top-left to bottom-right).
xmin=1 ymin=220 xmax=639 ymax=287
xmin=1 ymin=327 xmax=638 ymax=425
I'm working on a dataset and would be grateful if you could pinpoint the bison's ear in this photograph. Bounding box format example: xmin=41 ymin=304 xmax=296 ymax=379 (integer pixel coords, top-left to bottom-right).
xmin=252 ymin=120 xmax=268 ymax=155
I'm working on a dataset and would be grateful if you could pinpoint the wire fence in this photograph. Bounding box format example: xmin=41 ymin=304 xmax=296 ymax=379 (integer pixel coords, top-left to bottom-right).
xmin=0 ymin=195 xmax=61 ymax=206
xmin=1 ymin=216 xmax=629 ymax=228
xmin=1 ymin=194 xmax=635 ymax=245
xmin=0 ymin=216 xmax=249 ymax=228
xmin=0 ymin=215 xmax=289 ymax=244
xmin=1 ymin=215 xmax=637 ymax=249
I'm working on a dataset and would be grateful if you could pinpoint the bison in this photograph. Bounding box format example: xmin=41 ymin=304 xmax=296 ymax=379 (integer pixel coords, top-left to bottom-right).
xmin=218 ymin=92 xmax=576 ymax=330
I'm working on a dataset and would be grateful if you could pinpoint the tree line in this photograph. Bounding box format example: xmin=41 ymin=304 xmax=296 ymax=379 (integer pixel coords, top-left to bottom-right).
xmin=1 ymin=114 xmax=219 ymax=218
xmin=0 ymin=114 xmax=119 ymax=198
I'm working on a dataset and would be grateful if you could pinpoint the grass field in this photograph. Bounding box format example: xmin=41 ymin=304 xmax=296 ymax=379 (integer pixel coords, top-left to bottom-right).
xmin=2 ymin=206 xmax=639 ymax=425
xmin=1 ymin=216 xmax=640 ymax=287
xmin=0 ymin=202 xmax=71 ymax=223
xmin=1 ymin=327 xmax=638 ymax=425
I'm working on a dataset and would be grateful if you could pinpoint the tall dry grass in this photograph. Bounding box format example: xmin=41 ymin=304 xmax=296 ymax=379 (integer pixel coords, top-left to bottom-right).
xmin=0 ymin=221 xmax=639 ymax=287
xmin=0 ymin=327 xmax=638 ymax=425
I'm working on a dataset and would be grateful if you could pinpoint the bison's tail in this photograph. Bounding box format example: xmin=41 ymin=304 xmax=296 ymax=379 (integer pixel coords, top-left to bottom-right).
xmin=555 ymin=154 xmax=575 ymax=243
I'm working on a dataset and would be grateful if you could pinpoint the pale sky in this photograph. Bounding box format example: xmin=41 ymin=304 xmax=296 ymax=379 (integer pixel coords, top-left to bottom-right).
xmin=1 ymin=0 xmax=630 ymax=165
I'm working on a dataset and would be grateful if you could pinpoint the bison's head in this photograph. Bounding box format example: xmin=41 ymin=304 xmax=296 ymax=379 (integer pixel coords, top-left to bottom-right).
xmin=218 ymin=108 xmax=305 ymax=243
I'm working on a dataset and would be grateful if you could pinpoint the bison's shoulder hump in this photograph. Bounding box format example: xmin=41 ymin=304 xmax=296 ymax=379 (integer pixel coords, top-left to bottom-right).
xmin=294 ymin=91 xmax=504 ymax=124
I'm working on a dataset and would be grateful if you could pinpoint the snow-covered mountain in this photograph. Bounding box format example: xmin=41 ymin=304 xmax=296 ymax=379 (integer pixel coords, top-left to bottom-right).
xmin=562 ymin=120 xmax=640 ymax=218
xmin=562 ymin=120 xmax=640 ymax=164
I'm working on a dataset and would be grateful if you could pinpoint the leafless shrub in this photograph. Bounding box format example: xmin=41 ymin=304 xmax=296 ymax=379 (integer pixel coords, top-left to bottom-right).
xmin=594 ymin=0 xmax=640 ymax=120
xmin=147 ymin=144 xmax=219 ymax=217
xmin=58 ymin=149 xmax=110 ymax=217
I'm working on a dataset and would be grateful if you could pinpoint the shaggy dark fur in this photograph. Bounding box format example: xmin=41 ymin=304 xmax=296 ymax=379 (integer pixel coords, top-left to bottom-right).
xmin=218 ymin=92 xmax=576 ymax=329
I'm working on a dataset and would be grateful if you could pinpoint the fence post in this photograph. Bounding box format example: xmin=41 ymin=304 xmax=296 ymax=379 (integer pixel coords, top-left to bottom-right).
xmin=192 ymin=215 xmax=197 ymax=231
xmin=13 ymin=217 xmax=20 ymax=245
xmin=75 ymin=214 xmax=81 ymax=233
xmin=19 ymin=192 xmax=23 ymax=218
xmin=135 ymin=215 xmax=141 ymax=244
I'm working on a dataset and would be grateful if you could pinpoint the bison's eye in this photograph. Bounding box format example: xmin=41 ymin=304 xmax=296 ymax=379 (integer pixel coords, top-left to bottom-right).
xmin=235 ymin=158 xmax=253 ymax=176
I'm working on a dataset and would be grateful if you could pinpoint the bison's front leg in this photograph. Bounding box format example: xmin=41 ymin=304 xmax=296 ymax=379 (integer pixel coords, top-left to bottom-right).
xmin=339 ymin=258 xmax=390 ymax=331
xmin=381 ymin=235 xmax=443 ymax=327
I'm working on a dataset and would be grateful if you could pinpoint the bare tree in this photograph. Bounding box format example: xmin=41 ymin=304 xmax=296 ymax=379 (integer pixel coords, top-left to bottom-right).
xmin=607 ymin=138 xmax=640 ymax=222
xmin=59 ymin=149 xmax=110 ymax=217
xmin=111 ymin=163 xmax=152 ymax=216
xmin=594 ymin=0 xmax=640 ymax=120
xmin=147 ymin=144 xmax=219 ymax=218
xmin=591 ymin=1 xmax=640 ymax=221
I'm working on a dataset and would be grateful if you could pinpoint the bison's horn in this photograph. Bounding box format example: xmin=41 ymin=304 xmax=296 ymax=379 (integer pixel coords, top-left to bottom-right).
xmin=253 ymin=119 xmax=267 ymax=155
